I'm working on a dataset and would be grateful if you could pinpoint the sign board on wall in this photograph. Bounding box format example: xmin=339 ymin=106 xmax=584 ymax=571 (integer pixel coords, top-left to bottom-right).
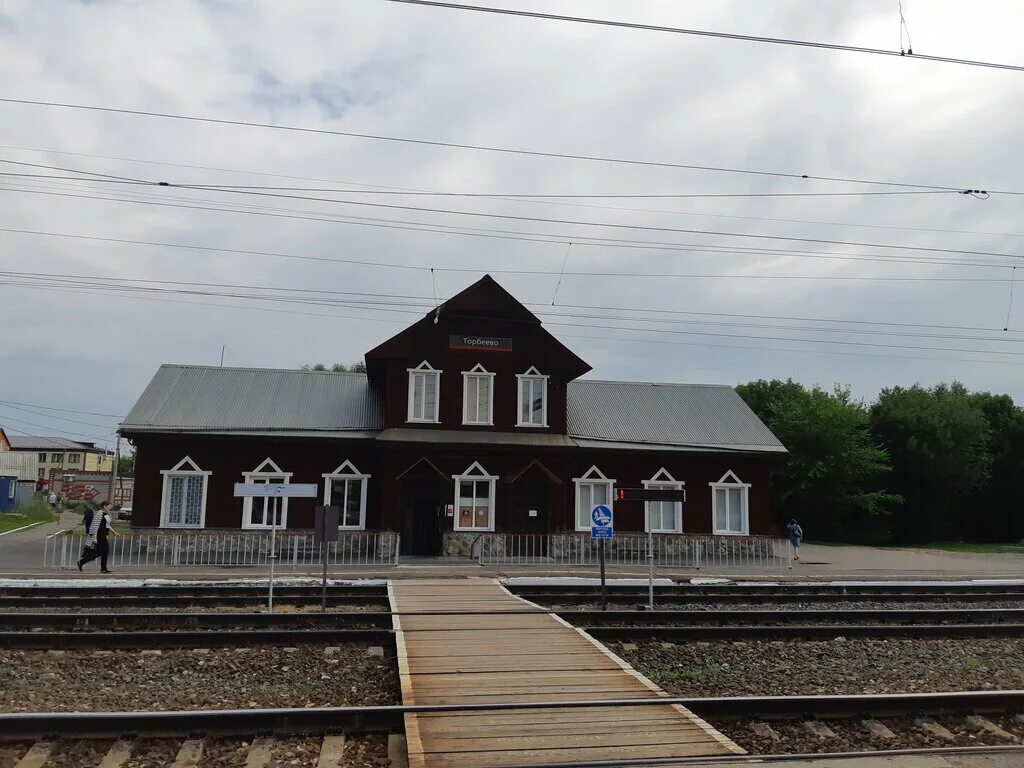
xmin=449 ymin=334 xmax=513 ymax=352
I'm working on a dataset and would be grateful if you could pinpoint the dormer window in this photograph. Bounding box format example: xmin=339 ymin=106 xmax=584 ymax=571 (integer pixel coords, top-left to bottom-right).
xmin=462 ymin=364 xmax=494 ymax=425
xmin=516 ymin=367 xmax=548 ymax=427
xmin=407 ymin=361 xmax=441 ymax=423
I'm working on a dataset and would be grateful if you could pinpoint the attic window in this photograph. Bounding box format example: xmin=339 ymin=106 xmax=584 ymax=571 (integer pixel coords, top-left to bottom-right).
xmin=407 ymin=361 xmax=441 ymax=424
xmin=462 ymin=364 xmax=494 ymax=425
xmin=516 ymin=367 xmax=548 ymax=427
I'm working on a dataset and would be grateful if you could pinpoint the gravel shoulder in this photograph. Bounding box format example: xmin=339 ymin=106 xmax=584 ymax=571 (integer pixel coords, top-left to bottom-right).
xmin=0 ymin=644 xmax=399 ymax=712
xmin=618 ymin=637 xmax=1024 ymax=696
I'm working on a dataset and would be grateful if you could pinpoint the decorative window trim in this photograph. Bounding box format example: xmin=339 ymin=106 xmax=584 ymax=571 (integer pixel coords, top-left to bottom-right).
xmin=462 ymin=363 xmax=495 ymax=426
xmin=643 ymin=467 xmax=685 ymax=534
xmin=709 ymin=470 xmax=751 ymax=536
xmin=159 ymin=456 xmax=211 ymax=529
xmin=452 ymin=461 xmax=497 ymax=532
xmin=407 ymin=360 xmax=441 ymax=423
xmin=241 ymin=457 xmax=293 ymax=530
xmin=572 ymin=465 xmax=615 ymax=532
xmin=516 ymin=367 xmax=549 ymax=428
xmin=322 ymin=460 xmax=370 ymax=530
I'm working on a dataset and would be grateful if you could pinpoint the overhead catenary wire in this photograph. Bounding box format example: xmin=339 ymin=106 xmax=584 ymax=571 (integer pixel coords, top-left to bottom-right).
xmin=383 ymin=0 xmax=1024 ymax=73
xmin=6 ymin=142 xmax=1022 ymax=239
xmin=0 ymin=98 xmax=1014 ymax=194
xmin=0 ymin=399 xmax=122 ymax=419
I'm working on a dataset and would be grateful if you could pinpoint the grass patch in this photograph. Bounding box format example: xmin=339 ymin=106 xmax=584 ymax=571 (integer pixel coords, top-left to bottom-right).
xmin=0 ymin=499 xmax=58 ymax=533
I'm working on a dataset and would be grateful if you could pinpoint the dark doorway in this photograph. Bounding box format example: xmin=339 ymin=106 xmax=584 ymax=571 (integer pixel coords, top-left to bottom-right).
xmin=510 ymin=482 xmax=550 ymax=555
xmin=411 ymin=497 xmax=443 ymax=556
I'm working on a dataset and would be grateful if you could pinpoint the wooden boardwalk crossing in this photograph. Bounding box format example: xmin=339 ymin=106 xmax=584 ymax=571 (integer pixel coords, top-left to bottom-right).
xmin=388 ymin=578 xmax=742 ymax=768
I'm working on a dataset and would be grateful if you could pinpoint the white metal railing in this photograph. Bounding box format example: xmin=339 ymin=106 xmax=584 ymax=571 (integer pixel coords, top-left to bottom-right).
xmin=477 ymin=532 xmax=791 ymax=569
xmin=43 ymin=530 xmax=401 ymax=569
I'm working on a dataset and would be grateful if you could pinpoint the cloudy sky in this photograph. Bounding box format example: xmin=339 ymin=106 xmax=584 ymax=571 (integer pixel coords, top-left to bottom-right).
xmin=2 ymin=0 xmax=1023 ymax=450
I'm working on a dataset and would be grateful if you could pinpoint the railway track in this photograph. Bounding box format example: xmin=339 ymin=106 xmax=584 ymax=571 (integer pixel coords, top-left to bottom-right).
xmin=0 ymin=692 xmax=1021 ymax=765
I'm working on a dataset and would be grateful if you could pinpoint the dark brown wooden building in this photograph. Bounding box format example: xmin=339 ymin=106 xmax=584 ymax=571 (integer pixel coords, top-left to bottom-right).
xmin=122 ymin=276 xmax=786 ymax=555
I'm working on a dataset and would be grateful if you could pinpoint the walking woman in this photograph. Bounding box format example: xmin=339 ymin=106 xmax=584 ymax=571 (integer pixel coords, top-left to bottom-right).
xmin=786 ymin=518 xmax=803 ymax=561
xmin=78 ymin=501 xmax=119 ymax=573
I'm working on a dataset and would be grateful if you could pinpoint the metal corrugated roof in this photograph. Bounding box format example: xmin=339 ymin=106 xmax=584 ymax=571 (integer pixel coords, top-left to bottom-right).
xmin=7 ymin=436 xmax=95 ymax=451
xmin=121 ymin=365 xmax=381 ymax=432
xmin=566 ymin=379 xmax=786 ymax=453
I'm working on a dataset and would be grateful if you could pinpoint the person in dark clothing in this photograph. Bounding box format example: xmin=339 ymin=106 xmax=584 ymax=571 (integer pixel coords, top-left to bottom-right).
xmin=78 ymin=502 xmax=119 ymax=573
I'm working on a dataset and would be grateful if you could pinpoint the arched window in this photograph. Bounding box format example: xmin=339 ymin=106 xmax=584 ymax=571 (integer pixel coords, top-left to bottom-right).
xmin=241 ymin=458 xmax=292 ymax=529
xmin=644 ymin=468 xmax=684 ymax=533
xmin=573 ymin=466 xmax=615 ymax=532
xmin=710 ymin=470 xmax=750 ymax=535
xmin=453 ymin=461 xmax=497 ymax=531
xmin=160 ymin=457 xmax=210 ymax=528
xmin=323 ymin=460 xmax=370 ymax=529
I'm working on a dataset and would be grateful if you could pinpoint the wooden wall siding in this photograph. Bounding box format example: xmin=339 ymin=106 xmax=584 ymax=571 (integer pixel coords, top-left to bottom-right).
xmin=130 ymin=435 xmax=778 ymax=536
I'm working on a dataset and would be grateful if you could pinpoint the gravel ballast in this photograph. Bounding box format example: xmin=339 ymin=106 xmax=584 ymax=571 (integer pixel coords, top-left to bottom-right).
xmin=619 ymin=637 xmax=1024 ymax=696
xmin=0 ymin=644 xmax=399 ymax=712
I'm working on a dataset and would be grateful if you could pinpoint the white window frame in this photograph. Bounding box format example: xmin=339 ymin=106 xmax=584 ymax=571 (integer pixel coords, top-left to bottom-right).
xmin=159 ymin=456 xmax=211 ymax=529
xmin=573 ymin=465 xmax=615 ymax=532
xmin=7 ymin=481 xmax=14 ymax=500
xmin=52 ymin=453 xmax=63 ymax=463
xmin=452 ymin=461 xmax=497 ymax=532
xmin=644 ymin=467 xmax=685 ymax=534
xmin=462 ymin=363 xmax=495 ymax=426
xmin=710 ymin=470 xmax=750 ymax=536
xmin=516 ymin=366 xmax=549 ymax=427
xmin=323 ymin=459 xmax=370 ymax=530
xmin=407 ymin=360 xmax=441 ymax=424
xmin=241 ymin=458 xmax=293 ymax=530
xmin=67 ymin=453 xmax=80 ymax=463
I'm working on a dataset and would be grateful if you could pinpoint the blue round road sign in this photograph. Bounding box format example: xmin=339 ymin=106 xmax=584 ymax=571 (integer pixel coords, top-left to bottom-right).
xmin=591 ymin=505 xmax=612 ymax=527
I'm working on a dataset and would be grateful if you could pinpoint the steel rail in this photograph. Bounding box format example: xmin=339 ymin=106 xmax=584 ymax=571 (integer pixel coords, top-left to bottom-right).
xmin=512 ymin=583 xmax=1024 ymax=595
xmin=584 ymin=622 xmax=1024 ymax=640
xmin=0 ymin=629 xmax=396 ymax=649
xmin=0 ymin=595 xmax=388 ymax=608
xmin=0 ymin=585 xmax=387 ymax=597
xmin=1 ymin=690 xmax=1021 ymax=739
xmin=4 ymin=607 xmax=1023 ymax=629
xmin=518 ymin=591 xmax=1024 ymax=604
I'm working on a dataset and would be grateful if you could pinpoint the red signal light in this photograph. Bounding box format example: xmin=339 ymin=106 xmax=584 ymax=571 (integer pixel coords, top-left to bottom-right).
xmin=615 ymin=488 xmax=625 ymax=501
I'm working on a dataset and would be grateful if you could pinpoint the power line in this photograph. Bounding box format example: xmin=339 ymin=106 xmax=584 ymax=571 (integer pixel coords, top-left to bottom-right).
xmin=7 ymin=142 xmax=1023 ymax=239
xmin=2 ymin=167 xmax=1019 ymax=262
xmin=0 ymin=401 xmax=119 ymax=430
xmin=0 ymin=97 xmax=1008 ymax=193
xmin=0 ymin=410 xmax=117 ymax=443
xmin=384 ymin=0 xmax=1024 ymax=73
xmin=0 ymin=398 xmax=122 ymax=418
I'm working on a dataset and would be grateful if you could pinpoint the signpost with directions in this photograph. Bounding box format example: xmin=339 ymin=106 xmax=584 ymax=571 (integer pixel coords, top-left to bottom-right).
xmin=233 ymin=483 xmax=318 ymax=611
xmin=590 ymin=504 xmax=614 ymax=609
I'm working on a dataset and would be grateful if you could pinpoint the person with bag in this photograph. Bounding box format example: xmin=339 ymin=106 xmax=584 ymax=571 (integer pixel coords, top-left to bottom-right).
xmin=78 ymin=501 xmax=119 ymax=573
xmin=786 ymin=518 xmax=804 ymax=561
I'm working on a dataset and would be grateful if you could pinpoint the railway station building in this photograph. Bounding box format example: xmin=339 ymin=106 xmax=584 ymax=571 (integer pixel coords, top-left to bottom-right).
xmin=121 ymin=275 xmax=786 ymax=555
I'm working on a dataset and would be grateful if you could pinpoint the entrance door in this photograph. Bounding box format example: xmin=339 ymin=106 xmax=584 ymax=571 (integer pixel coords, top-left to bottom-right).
xmin=512 ymin=484 xmax=549 ymax=555
xmin=411 ymin=498 xmax=442 ymax=556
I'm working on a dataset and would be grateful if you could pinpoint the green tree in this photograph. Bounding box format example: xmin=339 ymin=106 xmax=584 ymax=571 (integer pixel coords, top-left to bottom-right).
xmin=737 ymin=380 xmax=899 ymax=542
xmin=117 ymin=452 xmax=136 ymax=477
xmin=963 ymin=391 xmax=1024 ymax=541
xmin=870 ymin=383 xmax=993 ymax=544
xmin=301 ymin=361 xmax=367 ymax=373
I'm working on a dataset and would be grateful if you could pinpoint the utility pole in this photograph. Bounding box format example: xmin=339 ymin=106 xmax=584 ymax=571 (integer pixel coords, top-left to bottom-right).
xmin=110 ymin=435 xmax=121 ymax=510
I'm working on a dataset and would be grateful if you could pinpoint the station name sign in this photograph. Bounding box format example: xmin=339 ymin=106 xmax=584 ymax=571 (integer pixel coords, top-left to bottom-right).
xmin=449 ymin=334 xmax=513 ymax=352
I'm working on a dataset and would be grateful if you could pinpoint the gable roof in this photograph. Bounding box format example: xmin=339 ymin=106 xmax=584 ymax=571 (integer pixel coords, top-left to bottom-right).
xmin=8 ymin=436 xmax=98 ymax=451
xmin=121 ymin=366 xmax=784 ymax=454
xmin=566 ymin=379 xmax=786 ymax=453
xmin=121 ymin=365 xmax=381 ymax=434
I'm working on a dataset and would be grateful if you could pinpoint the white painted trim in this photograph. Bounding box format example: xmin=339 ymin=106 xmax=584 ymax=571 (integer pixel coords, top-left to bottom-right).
xmin=407 ymin=361 xmax=442 ymax=424
xmin=572 ymin=466 xmax=615 ymax=532
xmin=322 ymin=462 xmax=369 ymax=530
xmin=644 ymin=469 xmax=684 ymax=534
xmin=515 ymin=369 xmax=549 ymax=428
xmin=0 ymin=521 xmax=44 ymax=537
xmin=709 ymin=470 xmax=750 ymax=536
xmin=461 ymin=365 xmax=495 ymax=426
xmin=159 ymin=456 xmax=211 ymax=529
xmin=242 ymin=458 xmax=292 ymax=530
xmin=452 ymin=461 xmax=497 ymax=532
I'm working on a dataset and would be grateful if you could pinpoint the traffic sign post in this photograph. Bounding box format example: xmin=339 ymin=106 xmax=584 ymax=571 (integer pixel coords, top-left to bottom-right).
xmin=613 ymin=487 xmax=687 ymax=611
xmin=233 ymin=483 xmax=318 ymax=611
xmin=590 ymin=504 xmax=614 ymax=610
xmin=314 ymin=505 xmax=341 ymax=612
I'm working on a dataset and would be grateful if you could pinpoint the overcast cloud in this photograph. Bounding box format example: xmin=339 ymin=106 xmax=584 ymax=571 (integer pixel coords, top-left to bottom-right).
xmin=1 ymin=0 xmax=1023 ymax=450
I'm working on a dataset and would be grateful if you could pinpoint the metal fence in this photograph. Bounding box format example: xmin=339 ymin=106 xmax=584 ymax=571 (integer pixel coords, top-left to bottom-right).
xmin=477 ymin=532 xmax=792 ymax=569
xmin=43 ymin=529 xmax=401 ymax=569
